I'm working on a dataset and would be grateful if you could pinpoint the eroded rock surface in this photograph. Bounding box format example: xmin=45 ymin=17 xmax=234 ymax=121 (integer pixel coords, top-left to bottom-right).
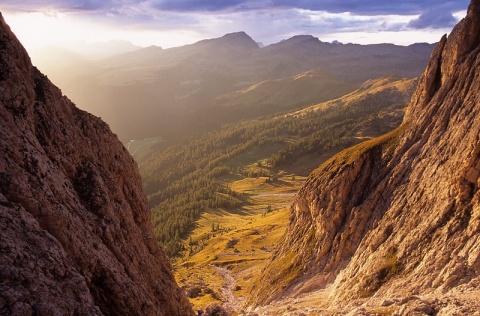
xmin=0 ymin=13 xmax=193 ymax=316
xmin=250 ymin=0 xmax=480 ymax=314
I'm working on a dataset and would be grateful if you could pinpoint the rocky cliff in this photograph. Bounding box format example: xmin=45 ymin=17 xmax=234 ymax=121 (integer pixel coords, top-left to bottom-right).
xmin=0 ymin=13 xmax=193 ymax=316
xmin=250 ymin=0 xmax=480 ymax=314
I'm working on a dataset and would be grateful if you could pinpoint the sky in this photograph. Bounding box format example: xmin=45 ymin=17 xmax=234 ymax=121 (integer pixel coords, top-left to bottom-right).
xmin=0 ymin=0 xmax=471 ymax=52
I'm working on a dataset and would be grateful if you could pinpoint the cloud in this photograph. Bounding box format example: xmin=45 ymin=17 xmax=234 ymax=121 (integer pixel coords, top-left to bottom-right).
xmin=139 ymin=0 xmax=468 ymax=33
xmin=65 ymin=0 xmax=108 ymax=11
xmin=1 ymin=0 xmax=470 ymax=15
xmin=0 ymin=0 xmax=110 ymax=12
xmin=407 ymin=9 xmax=457 ymax=29
xmin=0 ymin=0 xmax=470 ymax=49
xmin=270 ymin=0 xmax=469 ymax=16
xmin=149 ymin=0 xmax=249 ymax=12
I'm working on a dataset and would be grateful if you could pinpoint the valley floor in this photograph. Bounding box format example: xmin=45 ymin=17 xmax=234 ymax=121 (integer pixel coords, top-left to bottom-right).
xmin=174 ymin=174 xmax=304 ymax=313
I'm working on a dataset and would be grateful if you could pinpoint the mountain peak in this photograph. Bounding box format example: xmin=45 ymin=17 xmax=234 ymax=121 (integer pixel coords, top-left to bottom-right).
xmin=217 ymin=31 xmax=259 ymax=49
xmin=193 ymin=31 xmax=259 ymax=52
xmin=221 ymin=31 xmax=251 ymax=39
xmin=280 ymin=35 xmax=321 ymax=45
xmin=406 ymin=0 xmax=480 ymax=119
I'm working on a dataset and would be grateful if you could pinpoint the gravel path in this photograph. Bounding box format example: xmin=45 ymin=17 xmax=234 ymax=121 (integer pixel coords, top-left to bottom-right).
xmin=213 ymin=265 xmax=243 ymax=313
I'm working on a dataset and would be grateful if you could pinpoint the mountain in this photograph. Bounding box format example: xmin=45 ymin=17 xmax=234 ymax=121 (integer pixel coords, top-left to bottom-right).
xmin=105 ymin=31 xmax=258 ymax=68
xmin=0 ymin=13 xmax=193 ymax=316
xmin=248 ymin=35 xmax=434 ymax=83
xmin=249 ymin=0 xmax=480 ymax=314
xmin=138 ymin=76 xmax=417 ymax=311
xmin=30 ymin=32 xmax=434 ymax=142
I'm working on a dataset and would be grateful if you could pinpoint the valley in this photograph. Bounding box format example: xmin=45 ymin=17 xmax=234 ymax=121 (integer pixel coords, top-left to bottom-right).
xmin=134 ymin=76 xmax=417 ymax=313
xmin=29 ymin=35 xmax=430 ymax=300
xmin=174 ymin=174 xmax=299 ymax=312
xmin=138 ymin=76 xmax=415 ymax=258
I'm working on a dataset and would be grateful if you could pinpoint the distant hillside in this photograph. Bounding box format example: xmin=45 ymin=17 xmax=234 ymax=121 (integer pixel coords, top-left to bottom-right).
xmin=138 ymin=76 xmax=416 ymax=257
xmin=30 ymin=32 xmax=434 ymax=142
xmin=189 ymin=68 xmax=355 ymax=132
xmin=29 ymin=41 xmax=142 ymax=91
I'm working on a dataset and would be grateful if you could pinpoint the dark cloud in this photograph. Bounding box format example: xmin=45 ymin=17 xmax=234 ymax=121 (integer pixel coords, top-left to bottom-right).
xmin=69 ymin=0 xmax=108 ymax=11
xmin=270 ymin=0 xmax=469 ymax=16
xmin=144 ymin=0 xmax=469 ymax=31
xmin=1 ymin=0 xmax=469 ymax=15
xmin=0 ymin=0 xmax=111 ymax=12
xmin=0 ymin=0 xmax=469 ymax=35
xmin=150 ymin=0 xmax=248 ymax=12
xmin=146 ymin=0 xmax=469 ymax=16
xmin=407 ymin=9 xmax=457 ymax=29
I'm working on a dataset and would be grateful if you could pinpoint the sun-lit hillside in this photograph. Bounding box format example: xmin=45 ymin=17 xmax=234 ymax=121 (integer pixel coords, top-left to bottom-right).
xmin=137 ymin=76 xmax=416 ymax=312
xmin=191 ymin=69 xmax=355 ymax=130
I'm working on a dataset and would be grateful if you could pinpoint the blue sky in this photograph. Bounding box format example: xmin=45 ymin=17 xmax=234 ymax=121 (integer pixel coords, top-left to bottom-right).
xmin=0 ymin=0 xmax=470 ymax=50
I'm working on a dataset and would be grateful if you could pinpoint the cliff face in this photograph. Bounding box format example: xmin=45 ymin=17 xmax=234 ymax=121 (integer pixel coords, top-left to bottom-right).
xmin=251 ymin=0 xmax=480 ymax=313
xmin=0 ymin=13 xmax=193 ymax=316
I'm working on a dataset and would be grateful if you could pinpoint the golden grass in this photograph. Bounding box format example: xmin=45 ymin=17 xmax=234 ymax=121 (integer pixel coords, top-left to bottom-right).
xmin=294 ymin=76 xmax=416 ymax=115
xmin=314 ymin=123 xmax=408 ymax=176
xmin=173 ymin=172 xmax=298 ymax=311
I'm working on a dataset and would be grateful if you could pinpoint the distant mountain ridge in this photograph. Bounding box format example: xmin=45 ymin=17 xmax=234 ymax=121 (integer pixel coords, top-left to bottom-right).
xmin=29 ymin=31 xmax=435 ymax=142
xmin=249 ymin=0 xmax=480 ymax=314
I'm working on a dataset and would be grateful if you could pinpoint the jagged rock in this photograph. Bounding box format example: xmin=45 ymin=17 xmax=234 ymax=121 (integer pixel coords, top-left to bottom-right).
xmin=249 ymin=0 xmax=480 ymax=313
xmin=0 ymin=12 xmax=193 ymax=316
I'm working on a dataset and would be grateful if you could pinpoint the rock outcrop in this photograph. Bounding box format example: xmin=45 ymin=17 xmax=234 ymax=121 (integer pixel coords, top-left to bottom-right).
xmin=250 ymin=0 xmax=480 ymax=313
xmin=0 ymin=13 xmax=193 ymax=315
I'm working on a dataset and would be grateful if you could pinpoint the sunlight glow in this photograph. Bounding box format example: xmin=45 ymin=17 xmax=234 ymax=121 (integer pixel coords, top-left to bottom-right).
xmin=2 ymin=11 xmax=201 ymax=51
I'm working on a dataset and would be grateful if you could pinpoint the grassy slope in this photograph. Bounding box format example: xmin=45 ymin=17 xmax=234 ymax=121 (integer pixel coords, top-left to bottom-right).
xmin=174 ymin=173 xmax=303 ymax=311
